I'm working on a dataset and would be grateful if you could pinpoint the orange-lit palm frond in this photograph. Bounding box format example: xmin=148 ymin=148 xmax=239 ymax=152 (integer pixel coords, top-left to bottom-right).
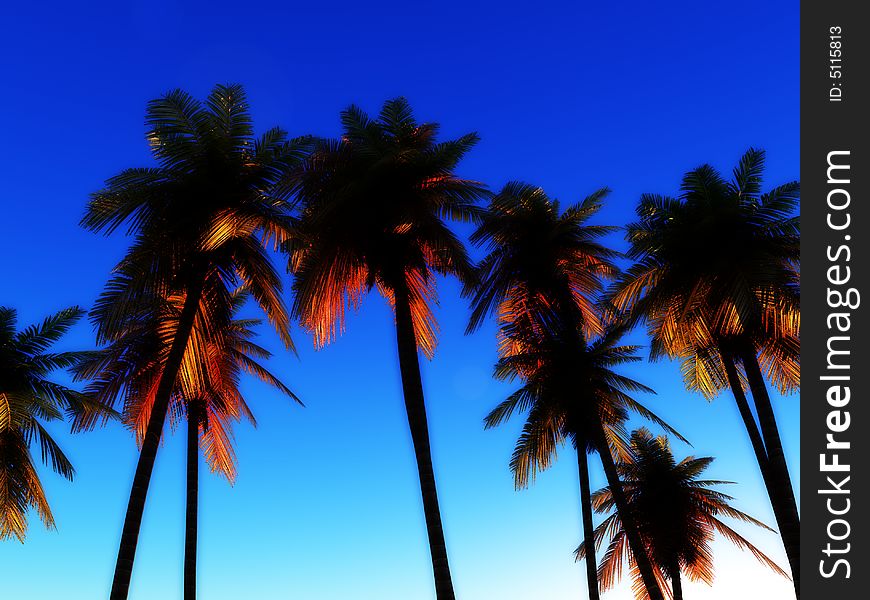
xmin=598 ymin=529 xmax=631 ymax=593
xmin=186 ymin=294 xmax=299 ymax=481
xmin=757 ymin=332 xmax=799 ymax=394
xmin=290 ymin=242 xmax=369 ymax=349
xmin=378 ymin=267 xmax=440 ymax=358
xmin=0 ymin=429 xmax=55 ymax=541
xmin=628 ymin=553 xmax=676 ymax=600
xmin=575 ymin=429 xmax=789 ymax=598
xmin=199 ymin=406 xmax=238 ymax=482
xmin=707 ymin=516 xmax=790 ymax=579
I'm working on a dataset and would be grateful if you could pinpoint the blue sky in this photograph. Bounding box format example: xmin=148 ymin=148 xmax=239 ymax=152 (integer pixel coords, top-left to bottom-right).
xmin=0 ymin=1 xmax=798 ymax=598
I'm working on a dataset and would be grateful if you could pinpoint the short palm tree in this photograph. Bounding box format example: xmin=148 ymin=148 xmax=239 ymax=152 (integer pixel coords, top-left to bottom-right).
xmin=82 ymin=83 xmax=306 ymax=599
xmin=487 ymin=320 xmax=685 ymax=600
xmin=577 ymin=428 xmax=789 ymax=600
xmin=179 ymin=295 xmax=299 ymax=600
xmin=609 ymin=149 xmax=800 ymax=594
xmin=286 ymin=98 xmax=486 ymax=600
xmin=467 ymin=183 xmax=666 ymax=600
xmin=75 ymin=291 xmax=298 ymax=600
xmin=0 ymin=306 xmax=97 ymax=541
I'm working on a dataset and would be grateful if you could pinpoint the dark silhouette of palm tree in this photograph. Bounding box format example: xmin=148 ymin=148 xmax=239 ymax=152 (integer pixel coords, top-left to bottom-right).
xmin=0 ymin=306 xmax=102 ymax=540
xmin=180 ymin=294 xmax=298 ymax=600
xmin=609 ymin=149 xmax=800 ymax=595
xmin=467 ymin=183 xmax=666 ymax=600
xmin=488 ymin=321 xmax=686 ymax=600
xmin=75 ymin=290 xmax=298 ymax=599
xmin=81 ymin=83 xmax=307 ymax=599
xmin=577 ymin=428 xmax=789 ymax=600
xmin=285 ymin=98 xmax=486 ymax=600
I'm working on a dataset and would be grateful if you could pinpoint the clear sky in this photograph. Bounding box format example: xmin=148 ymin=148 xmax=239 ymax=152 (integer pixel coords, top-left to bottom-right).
xmin=0 ymin=1 xmax=799 ymax=598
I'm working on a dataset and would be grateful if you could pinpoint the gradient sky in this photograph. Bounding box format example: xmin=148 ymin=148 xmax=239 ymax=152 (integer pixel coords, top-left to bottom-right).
xmin=0 ymin=1 xmax=799 ymax=598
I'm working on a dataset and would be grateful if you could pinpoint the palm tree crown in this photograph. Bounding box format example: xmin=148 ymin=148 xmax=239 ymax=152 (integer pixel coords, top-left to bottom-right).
xmin=610 ymin=148 xmax=799 ymax=396
xmin=0 ymin=306 xmax=96 ymax=541
xmin=487 ymin=324 xmax=684 ymax=486
xmin=287 ymin=97 xmax=486 ymax=356
xmin=577 ymin=428 xmax=789 ymax=600
xmin=74 ymin=290 xmax=299 ymax=478
xmin=467 ymin=182 xmax=618 ymax=341
xmin=83 ymin=83 xmax=307 ymax=351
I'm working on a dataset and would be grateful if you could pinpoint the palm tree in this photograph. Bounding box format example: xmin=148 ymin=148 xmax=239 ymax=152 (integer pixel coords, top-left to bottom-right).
xmin=285 ymin=98 xmax=486 ymax=600
xmin=609 ymin=149 xmax=800 ymax=595
xmin=179 ymin=296 xmax=299 ymax=600
xmin=467 ymin=183 xmax=666 ymax=600
xmin=487 ymin=321 xmax=686 ymax=600
xmin=74 ymin=291 xmax=299 ymax=600
xmin=0 ymin=306 xmax=99 ymax=541
xmin=577 ymin=428 xmax=789 ymax=600
xmin=81 ymin=83 xmax=307 ymax=599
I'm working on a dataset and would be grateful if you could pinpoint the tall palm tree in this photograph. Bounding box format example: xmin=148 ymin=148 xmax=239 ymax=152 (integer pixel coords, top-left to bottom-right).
xmin=286 ymin=98 xmax=486 ymax=600
xmin=467 ymin=183 xmax=666 ymax=600
xmin=81 ymin=83 xmax=307 ymax=599
xmin=74 ymin=291 xmax=299 ymax=600
xmin=0 ymin=306 xmax=99 ymax=541
xmin=609 ymin=149 xmax=800 ymax=595
xmin=577 ymin=428 xmax=789 ymax=600
xmin=487 ymin=321 xmax=685 ymax=600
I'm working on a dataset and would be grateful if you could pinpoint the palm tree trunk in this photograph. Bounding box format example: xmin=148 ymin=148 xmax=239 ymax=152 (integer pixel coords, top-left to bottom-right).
xmin=720 ymin=345 xmax=799 ymax=597
xmin=577 ymin=446 xmax=600 ymax=600
xmin=670 ymin=560 xmax=683 ymax=600
xmin=738 ymin=346 xmax=800 ymax=598
xmin=560 ymin=298 xmax=659 ymax=599
xmin=184 ymin=401 xmax=200 ymax=600
xmin=110 ymin=277 xmax=204 ymax=600
xmin=591 ymin=421 xmax=664 ymax=600
xmin=719 ymin=347 xmax=770 ymax=471
xmin=393 ymin=283 xmax=456 ymax=600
